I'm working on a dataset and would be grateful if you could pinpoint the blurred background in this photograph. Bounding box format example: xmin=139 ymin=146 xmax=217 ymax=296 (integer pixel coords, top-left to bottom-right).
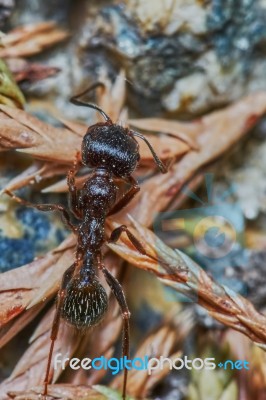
xmin=0 ymin=1 xmax=266 ymax=399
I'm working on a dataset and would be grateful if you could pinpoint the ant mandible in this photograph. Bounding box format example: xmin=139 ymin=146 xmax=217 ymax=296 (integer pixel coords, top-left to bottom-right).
xmin=4 ymin=83 xmax=168 ymax=400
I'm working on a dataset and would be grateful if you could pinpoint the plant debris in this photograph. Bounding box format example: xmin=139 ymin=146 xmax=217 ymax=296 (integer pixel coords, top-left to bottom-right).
xmin=0 ymin=9 xmax=266 ymax=399
xmin=0 ymin=21 xmax=68 ymax=58
xmin=108 ymin=217 xmax=266 ymax=348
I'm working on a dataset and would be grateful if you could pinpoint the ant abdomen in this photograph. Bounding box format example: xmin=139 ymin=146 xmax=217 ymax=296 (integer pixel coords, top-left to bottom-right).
xmin=62 ymin=275 xmax=108 ymax=329
xmin=82 ymin=123 xmax=140 ymax=177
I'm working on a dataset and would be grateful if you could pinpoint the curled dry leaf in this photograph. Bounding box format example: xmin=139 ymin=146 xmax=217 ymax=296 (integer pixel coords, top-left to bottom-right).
xmin=124 ymin=92 xmax=266 ymax=226
xmin=0 ymin=21 xmax=68 ymax=58
xmin=108 ymin=217 xmax=266 ymax=347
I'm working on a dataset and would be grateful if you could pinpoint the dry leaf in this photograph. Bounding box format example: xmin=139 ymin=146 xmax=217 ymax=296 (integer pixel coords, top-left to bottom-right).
xmin=97 ymin=69 xmax=127 ymax=123
xmin=0 ymin=303 xmax=45 ymax=349
xmin=108 ymin=217 xmax=266 ymax=346
xmin=0 ymin=235 xmax=75 ymax=336
xmin=0 ymin=306 xmax=82 ymax=399
xmin=0 ymin=21 xmax=68 ymax=58
xmin=0 ymin=70 xmax=193 ymax=194
xmin=0 ymin=249 xmax=127 ymax=399
xmin=112 ymin=310 xmax=193 ymax=397
xmin=123 ymin=92 xmax=266 ymax=226
xmin=0 ymin=109 xmax=190 ymax=170
xmin=130 ymin=117 xmax=200 ymax=150
xmin=1 ymin=66 xmax=266 ymax=400
xmin=7 ymin=384 xmax=105 ymax=400
xmin=0 ymin=161 xmax=69 ymax=194
xmin=0 ymin=105 xmax=80 ymax=161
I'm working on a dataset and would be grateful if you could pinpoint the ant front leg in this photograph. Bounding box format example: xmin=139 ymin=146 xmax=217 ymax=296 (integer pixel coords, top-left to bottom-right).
xmin=43 ymin=263 xmax=75 ymax=396
xmin=4 ymin=190 xmax=77 ymax=234
xmin=108 ymin=176 xmax=140 ymax=216
xmin=97 ymin=255 xmax=130 ymax=400
xmin=67 ymin=152 xmax=82 ymax=219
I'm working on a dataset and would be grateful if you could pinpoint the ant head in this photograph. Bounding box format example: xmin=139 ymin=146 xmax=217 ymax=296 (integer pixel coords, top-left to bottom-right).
xmin=82 ymin=123 xmax=140 ymax=178
xmin=70 ymin=94 xmax=140 ymax=177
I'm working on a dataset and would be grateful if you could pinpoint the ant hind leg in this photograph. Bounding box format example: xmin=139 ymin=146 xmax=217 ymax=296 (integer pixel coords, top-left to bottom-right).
xmin=98 ymin=257 xmax=130 ymax=400
xmin=109 ymin=224 xmax=148 ymax=256
xmin=109 ymin=225 xmax=188 ymax=281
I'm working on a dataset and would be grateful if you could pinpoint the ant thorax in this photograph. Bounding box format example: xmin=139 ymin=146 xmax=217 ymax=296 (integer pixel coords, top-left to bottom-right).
xmin=80 ymin=170 xmax=118 ymax=215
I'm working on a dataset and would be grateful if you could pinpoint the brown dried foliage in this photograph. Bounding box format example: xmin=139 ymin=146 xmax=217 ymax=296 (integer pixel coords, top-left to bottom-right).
xmin=125 ymin=93 xmax=266 ymax=226
xmin=108 ymin=217 xmax=266 ymax=348
xmin=112 ymin=310 xmax=193 ymax=397
xmin=0 ymin=22 xmax=68 ymax=58
xmin=1 ymin=71 xmax=266 ymax=399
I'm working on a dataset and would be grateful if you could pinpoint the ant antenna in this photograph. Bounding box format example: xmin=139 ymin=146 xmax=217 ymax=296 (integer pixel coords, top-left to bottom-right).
xmin=70 ymin=82 xmax=112 ymax=123
xmin=132 ymin=131 xmax=168 ymax=173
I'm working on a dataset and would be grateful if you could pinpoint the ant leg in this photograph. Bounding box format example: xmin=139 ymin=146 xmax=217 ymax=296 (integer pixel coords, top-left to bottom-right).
xmin=43 ymin=263 xmax=75 ymax=396
xmin=109 ymin=225 xmax=188 ymax=280
xmin=109 ymin=225 xmax=148 ymax=256
xmin=98 ymin=256 xmax=130 ymax=400
xmin=4 ymin=190 xmax=77 ymax=233
xmin=67 ymin=152 xmax=82 ymax=219
xmin=131 ymin=131 xmax=168 ymax=174
xmin=108 ymin=176 xmax=140 ymax=216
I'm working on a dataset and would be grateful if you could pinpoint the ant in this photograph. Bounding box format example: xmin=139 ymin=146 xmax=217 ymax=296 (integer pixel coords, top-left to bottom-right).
xmin=4 ymin=83 xmax=169 ymax=400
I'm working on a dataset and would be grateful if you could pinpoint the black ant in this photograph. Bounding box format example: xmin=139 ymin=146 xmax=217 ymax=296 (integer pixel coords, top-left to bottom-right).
xmin=4 ymin=84 xmax=168 ymax=399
